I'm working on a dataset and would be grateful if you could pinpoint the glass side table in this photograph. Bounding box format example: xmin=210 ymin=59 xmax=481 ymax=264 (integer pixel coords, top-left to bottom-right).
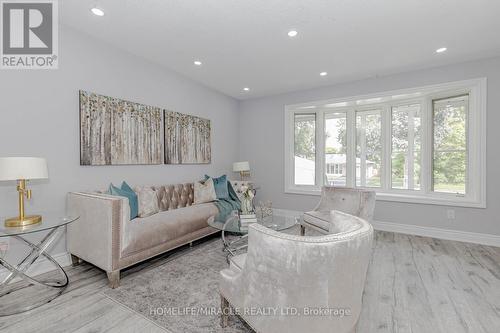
xmin=0 ymin=214 xmax=79 ymax=316
xmin=208 ymin=212 xmax=299 ymax=262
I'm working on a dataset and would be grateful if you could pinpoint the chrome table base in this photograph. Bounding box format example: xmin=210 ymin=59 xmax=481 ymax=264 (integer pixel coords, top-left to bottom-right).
xmin=0 ymin=226 xmax=69 ymax=316
xmin=220 ymin=218 xmax=249 ymax=263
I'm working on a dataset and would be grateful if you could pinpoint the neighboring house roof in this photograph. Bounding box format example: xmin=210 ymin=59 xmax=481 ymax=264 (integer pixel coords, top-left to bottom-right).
xmin=325 ymin=154 xmax=375 ymax=165
xmin=294 ymin=155 xmax=315 ymax=168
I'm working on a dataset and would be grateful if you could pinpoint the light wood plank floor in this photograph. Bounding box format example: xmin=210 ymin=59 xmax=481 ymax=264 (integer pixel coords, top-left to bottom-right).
xmin=1 ymin=231 xmax=499 ymax=333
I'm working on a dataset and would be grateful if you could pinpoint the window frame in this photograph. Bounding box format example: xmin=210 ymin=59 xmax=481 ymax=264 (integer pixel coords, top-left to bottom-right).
xmin=389 ymin=101 xmax=422 ymax=191
xmin=324 ymin=110 xmax=348 ymax=186
xmin=284 ymin=78 xmax=487 ymax=208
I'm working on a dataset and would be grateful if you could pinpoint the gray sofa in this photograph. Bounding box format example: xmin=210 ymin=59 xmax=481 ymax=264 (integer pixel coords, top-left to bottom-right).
xmin=67 ymin=183 xmax=219 ymax=288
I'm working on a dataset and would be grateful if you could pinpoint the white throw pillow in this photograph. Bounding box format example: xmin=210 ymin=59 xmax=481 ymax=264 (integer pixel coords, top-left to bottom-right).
xmin=194 ymin=178 xmax=217 ymax=204
xmin=134 ymin=186 xmax=160 ymax=218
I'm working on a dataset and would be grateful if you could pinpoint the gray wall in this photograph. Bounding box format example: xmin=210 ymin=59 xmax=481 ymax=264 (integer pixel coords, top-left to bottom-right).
xmin=0 ymin=26 xmax=240 ymax=261
xmin=2 ymin=25 xmax=499 ymax=269
xmin=239 ymin=56 xmax=500 ymax=236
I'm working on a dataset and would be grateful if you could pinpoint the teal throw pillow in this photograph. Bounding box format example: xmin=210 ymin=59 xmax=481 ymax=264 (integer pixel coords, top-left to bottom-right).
xmin=204 ymin=174 xmax=229 ymax=199
xmin=109 ymin=182 xmax=139 ymax=220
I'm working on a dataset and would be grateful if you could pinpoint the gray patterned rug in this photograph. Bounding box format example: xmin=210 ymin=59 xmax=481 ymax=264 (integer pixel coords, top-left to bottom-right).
xmin=104 ymin=237 xmax=252 ymax=333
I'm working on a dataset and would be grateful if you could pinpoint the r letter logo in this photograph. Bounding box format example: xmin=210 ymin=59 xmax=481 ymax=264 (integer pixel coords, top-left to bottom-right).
xmin=1 ymin=0 xmax=58 ymax=69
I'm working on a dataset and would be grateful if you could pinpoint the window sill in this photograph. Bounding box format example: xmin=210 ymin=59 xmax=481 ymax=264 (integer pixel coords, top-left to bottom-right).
xmin=284 ymin=187 xmax=486 ymax=208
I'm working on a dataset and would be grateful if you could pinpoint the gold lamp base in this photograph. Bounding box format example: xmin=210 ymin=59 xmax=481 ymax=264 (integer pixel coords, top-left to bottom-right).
xmin=5 ymin=215 xmax=42 ymax=228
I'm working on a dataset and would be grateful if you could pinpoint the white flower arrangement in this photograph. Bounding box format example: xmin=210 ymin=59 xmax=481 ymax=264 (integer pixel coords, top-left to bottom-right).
xmin=240 ymin=185 xmax=254 ymax=214
xmin=241 ymin=185 xmax=255 ymax=200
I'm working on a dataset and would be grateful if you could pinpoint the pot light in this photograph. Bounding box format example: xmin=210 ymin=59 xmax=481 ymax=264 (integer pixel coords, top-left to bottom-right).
xmin=91 ymin=7 xmax=105 ymax=16
xmin=194 ymin=60 xmax=202 ymax=66
xmin=287 ymin=30 xmax=298 ymax=37
xmin=243 ymin=87 xmax=250 ymax=91
xmin=320 ymin=72 xmax=328 ymax=76
xmin=436 ymin=47 xmax=447 ymax=53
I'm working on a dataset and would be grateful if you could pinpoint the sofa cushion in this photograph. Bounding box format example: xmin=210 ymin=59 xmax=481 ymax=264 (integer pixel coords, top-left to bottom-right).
xmin=154 ymin=184 xmax=194 ymax=211
xmin=303 ymin=211 xmax=331 ymax=231
xmin=194 ymin=178 xmax=217 ymax=204
xmin=121 ymin=202 xmax=218 ymax=256
xmin=134 ymin=186 xmax=159 ymax=217
xmin=109 ymin=183 xmax=138 ymax=220
xmin=317 ymin=187 xmax=362 ymax=216
xmin=304 ymin=210 xmax=365 ymax=234
xmin=205 ymin=174 xmax=229 ymax=199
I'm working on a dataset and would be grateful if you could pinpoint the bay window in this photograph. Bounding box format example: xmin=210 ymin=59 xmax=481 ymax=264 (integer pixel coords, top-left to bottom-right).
xmin=284 ymin=79 xmax=486 ymax=208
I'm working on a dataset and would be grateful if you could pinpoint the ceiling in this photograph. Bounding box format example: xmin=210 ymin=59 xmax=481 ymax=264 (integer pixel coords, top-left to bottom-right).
xmin=62 ymin=0 xmax=500 ymax=99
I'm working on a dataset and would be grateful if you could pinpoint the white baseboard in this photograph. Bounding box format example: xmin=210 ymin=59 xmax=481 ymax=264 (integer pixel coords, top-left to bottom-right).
xmin=371 ymin=220 xmax=500 ymax=247
xmin=0 ymin=252 xmax=72 ymax=282
xmin=273 ymin=208 xmax=500 ymax=247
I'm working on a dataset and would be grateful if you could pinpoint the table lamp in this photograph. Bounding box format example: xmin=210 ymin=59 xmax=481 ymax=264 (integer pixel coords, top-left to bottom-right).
xmin=233 ymin=161 xmax=250 ymax=180
xmin=0 ymin=157 xmax=48 ymax=227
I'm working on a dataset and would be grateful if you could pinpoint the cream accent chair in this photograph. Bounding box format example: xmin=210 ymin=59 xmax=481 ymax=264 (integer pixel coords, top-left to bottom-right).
xmin=302 ymin=186 xmax=375 ymax=234
xmin=219 ymin=211 xmax=374 ymax=333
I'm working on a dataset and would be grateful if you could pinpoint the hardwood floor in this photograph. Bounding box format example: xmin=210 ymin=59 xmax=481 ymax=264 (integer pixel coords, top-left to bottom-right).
xmin=358 ymin=232 xmax=500 ymax=333
xmin=1 ymin=231 xmax=499 ymax=333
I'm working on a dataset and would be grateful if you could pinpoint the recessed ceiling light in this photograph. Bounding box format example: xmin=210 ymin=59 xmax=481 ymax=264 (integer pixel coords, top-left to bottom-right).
xmin=436 ymin=47 xmax=447 ymax=53
xmin=194 ymin=60 xmax=202 ymax=66
xmin=320 ymin=72 xmax=328 ymax=76
xmin=243 ymin=87 xmax=250 ymax=91
xmin=91 ymin=7 xmax=105 ymax=16
xmin=287 ymin=30 xmax=298 ymax=37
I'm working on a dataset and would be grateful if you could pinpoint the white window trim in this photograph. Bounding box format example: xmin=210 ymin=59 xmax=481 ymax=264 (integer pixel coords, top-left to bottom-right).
xmin=284 ymin=78 xmax=487 ymax=208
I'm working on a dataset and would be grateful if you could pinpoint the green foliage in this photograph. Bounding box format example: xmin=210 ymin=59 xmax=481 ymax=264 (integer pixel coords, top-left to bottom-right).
xmin=294 ymin=117 xmax=315 ymax=160
xmin=392 ymin=152 xmax=406 ymax=179
xmin=433 ymin=105 xmax=467 ymax=190
xmin=325 ymin=147 xmax=339 ymax=154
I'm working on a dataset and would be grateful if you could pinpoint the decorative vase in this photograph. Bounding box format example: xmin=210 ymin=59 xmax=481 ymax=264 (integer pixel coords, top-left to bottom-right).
xmin=241 ymin=197 xmax=253 ymax=214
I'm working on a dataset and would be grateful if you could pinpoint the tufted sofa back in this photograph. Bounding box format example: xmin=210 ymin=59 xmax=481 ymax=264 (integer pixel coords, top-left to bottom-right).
xmin=152 ymin=183 xmax=195 ymax=211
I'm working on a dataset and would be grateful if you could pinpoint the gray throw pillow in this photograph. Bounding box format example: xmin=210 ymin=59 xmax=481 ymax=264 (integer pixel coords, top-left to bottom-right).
xmin=194 ymin=178 xmax=217 ymax=204
xmin=134 ymin=186 xmax=160 ymax=218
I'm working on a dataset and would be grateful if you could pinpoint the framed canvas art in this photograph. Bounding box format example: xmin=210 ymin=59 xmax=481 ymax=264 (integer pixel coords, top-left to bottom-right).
xmin=164 ymin=111 xmax=211 ymax=164
xmin=80 ymin=90 xmax=163 ymax=165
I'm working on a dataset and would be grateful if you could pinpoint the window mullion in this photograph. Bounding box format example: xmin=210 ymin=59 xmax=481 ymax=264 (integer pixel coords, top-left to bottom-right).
xmin=421 ymin=97 xmax=432 ymax=194
xmin=407 ymin=110 xmax=415 ymax=190
xmin=346 ymin=110 xmax=356 ymax=188
xmin=316 ymin=110 xmax=325 ymax=188
xmin=382 ymin=105 xmax=391 ymax=191
xmin=359 ymin=114 xmax=367 ymax=187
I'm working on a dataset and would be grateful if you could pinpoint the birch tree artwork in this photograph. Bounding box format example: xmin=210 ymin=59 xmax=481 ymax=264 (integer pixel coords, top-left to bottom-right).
xmin=80 ymin=91 xmax=163 ymax=165
xmin=164 ymin=111 xmax=211 ymax=164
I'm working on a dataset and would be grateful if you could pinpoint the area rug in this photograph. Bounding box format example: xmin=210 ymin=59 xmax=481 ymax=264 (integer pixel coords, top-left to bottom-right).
xmin=103 ymin=237 xmax=252 ymax=333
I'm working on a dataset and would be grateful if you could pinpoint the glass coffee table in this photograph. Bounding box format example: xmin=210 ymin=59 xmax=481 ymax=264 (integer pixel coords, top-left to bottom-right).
xmin=0 ymin=214 xmax=79 ymax=316
xmin=208 ymin=212 xmax=299 ymax=261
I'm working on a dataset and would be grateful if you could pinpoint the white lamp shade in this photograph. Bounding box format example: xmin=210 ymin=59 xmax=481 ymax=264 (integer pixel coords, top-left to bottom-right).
xmin=233 ymin=161 xmax=250 ymax=172
xmin=0 ymin=157 xmax=49 ymax=181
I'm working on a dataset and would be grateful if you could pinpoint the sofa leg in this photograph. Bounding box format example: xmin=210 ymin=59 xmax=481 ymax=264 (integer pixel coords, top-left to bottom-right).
xmin=220 ymin=294 xmax=229 ymax=328
xmin=300 ymin=225 xmax=306 ymax=236
xmin=107 ymin=270 xmax=120 ymax=289
xmin=71 ymin=254 xmax=81 ymax=267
